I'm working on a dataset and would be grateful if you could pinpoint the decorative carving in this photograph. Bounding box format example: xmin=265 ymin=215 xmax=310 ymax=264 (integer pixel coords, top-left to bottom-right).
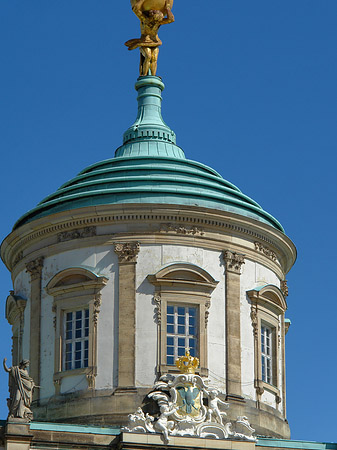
xmin=93 ymin=295 xmax=102 ymax=326
xmin=254 ymin=242 xmax=277 ymax=262
xmin=13 ymin=251 xmax=23 ymax=267
xmin=114 ymin=242 xmax=140 ymax=263
xmin=280 ymin=280 xmax=289 ymax=297
xmin=57 ymin=226 xmax=96 ymax=243
xmin=153 ymin=295 xmax=162 ymax=324
xmin=124 ymin=354 xmax=256 ymax=442
xmin=3 ymin=358 xmax=36 ymax=421
xmin=160 ymin=223 xmax=204 ymax=236
xmin=205 ymin=300 xmax=211 ymax=327
xmin=26 ymin=257 xmax=44 ymax=278
xmin=86 ymin=373 xmax=96 ymax=390
xmin=255 ymin=386 xmax=264 ymax=396
xmin=223 ymin=250 xmax=245 ymax=274
xmin=204 ymin=389 xmax=229 ymax=425
xmin=250 ymin=305 xmax=258 ymax=338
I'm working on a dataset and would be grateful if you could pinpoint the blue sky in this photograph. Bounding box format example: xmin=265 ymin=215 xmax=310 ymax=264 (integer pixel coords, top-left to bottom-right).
xmin=0 ymin=0 xmax=336 ymax=442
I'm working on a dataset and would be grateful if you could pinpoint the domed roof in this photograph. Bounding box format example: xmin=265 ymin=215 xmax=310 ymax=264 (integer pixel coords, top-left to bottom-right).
xmin=13 ymin=76 xmax=283 ymax=232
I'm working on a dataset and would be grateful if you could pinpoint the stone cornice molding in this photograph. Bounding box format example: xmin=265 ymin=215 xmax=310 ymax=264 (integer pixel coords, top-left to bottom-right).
xmin=114 ymin=242 xmax=140 ymax=263
xmin=26 ymin=257 xmax=44 ymax=279
xmin=2 ymin=204 xmax=296 ymax=275
xmin=223 ymin=250 xmax=245 ymax=274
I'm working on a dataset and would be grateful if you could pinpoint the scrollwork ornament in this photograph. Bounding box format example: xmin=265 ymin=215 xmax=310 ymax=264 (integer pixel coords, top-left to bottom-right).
xmin=26 ymin=257 xmax=44 ymax=279
xmin=114 ymin=242 xmax=140 ymax=263
xmin=250 ymin=305 xmax=258 ymax=338
xmin=280 ymin=280 xmax=289 ymax=297
xmin=93 ymin=295 xmax=102 ymax=326
xmin=223 ymin=250 xmax=245 ymax=274
xmin=205 ymin=300 xmax=211 ymax=327
xmin=153 ymin=294 xmax=162 ymax=324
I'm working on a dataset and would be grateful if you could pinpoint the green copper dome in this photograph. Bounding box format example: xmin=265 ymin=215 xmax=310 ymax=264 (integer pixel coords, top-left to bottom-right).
xmin=13 ymin=76 xmax=283 ymax=232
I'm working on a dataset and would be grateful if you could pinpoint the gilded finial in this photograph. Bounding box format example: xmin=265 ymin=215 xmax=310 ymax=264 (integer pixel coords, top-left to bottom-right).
xmin=176 ymin=349 xmax=199 ymax=374
xmin=125 ymin=0 xmax=175 ymax=77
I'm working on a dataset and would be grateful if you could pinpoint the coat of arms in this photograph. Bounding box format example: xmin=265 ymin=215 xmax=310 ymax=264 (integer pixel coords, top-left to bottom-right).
xmin=124 ymin=351 xmax=256 ymax=444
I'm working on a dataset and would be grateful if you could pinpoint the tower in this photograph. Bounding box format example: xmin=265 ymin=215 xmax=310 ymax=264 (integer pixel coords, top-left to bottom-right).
xmin=1 ymin=1 xmax=296 ymax=444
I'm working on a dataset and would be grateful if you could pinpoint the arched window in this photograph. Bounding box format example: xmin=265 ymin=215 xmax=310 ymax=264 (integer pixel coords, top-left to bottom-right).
xmin=46 ymin=268 xmax=108 ymax=392
xmin=247 ymin=284 xmax=287 ymax=404
xmin=148 ymin=263 xmax=218 ymax=377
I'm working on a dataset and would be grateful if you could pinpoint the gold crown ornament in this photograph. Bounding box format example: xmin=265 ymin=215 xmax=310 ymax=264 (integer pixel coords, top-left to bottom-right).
xmin=176 ymin=350 xmax=199 ymax=374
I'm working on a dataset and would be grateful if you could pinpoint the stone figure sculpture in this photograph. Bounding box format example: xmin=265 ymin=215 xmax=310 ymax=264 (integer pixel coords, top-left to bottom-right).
xmin=125 ymin=0 xmax=174 ymax=76
xmin=3 ymin=358 xmax=35 ymax=421
xmin=204 ymin=389 xmax=229 ymax=425
xmin=148 ymin=391 xmax=177 ymax=443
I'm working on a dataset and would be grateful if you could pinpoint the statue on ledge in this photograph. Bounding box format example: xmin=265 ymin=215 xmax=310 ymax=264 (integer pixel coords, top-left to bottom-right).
xmin=125 ymin=0 xmax=174 ymax=76
xmin=3 ymin=358 xmax=35 ymax=421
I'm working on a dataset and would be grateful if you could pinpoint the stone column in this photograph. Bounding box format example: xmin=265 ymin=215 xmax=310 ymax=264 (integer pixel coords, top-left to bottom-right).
xmin=26 ymin=257 xmax=44 ymax=402
xmin=114 ymin=242 xmax=140 ymax=390
xmin=223 ymin=250 xmax=245 ymax=402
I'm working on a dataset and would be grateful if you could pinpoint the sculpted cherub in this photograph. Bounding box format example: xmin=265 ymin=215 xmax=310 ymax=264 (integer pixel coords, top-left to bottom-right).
xmin=148 ymin=391 xmax=177 ymax=443
xmin=125 ymin=0 xmax=174 ymax=76
xmin=204 ymin=389 xmax=229 ymax=425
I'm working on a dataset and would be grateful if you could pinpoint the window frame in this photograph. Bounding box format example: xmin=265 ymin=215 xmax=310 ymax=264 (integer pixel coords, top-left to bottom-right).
xmin=46 ymin=268 xmax=108 ymax=393
xmin=148 ymin=263 xmax=218 ymax=377
xmin=247 ymin=285 xmax=287 ymax=402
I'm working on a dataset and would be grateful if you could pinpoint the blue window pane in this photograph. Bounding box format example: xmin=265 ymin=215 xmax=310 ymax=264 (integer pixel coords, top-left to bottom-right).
xmin=67 ymin=312 xmax=73 ymax=321
xmin=167 ymin=306 xmax=174 ymax=314
xmin=189 ymin=316 xmax=195 ymax=326
xmin=85 ymin=309 xmax=89 ymax=318
xmin=178 ymin=325 xmax=185 ymax=334
xmin=178 ymin=316 xmax=185 ymax=325
xmin=76 ymin=310 xmax=82 ymax=320
xmin=167 ymin=346 xmax=174 ymax=355
xmin=85 ymin=328 xmax=89 ymax=337
xmin=189 ymin=338 xmax=196 ymax=349
xmin=76 ymin=319 xmax=81 ymax=328
xmin=66 ymin=331 xmax=72 ymax=340
xmin=75 ymin=360 xmax=81 ymax=369
xmin=189 ymin=308 xmax=196 ymax=316
xmin=178 ymin=338 xmax=185 ymax=347
xmin=76 ymin=329 xmax=82 ymax=339
xmin=84 ymin=350 xmax=89 ymax=359
xmin=167 ymin=315 xmax=174 ymax=324
xmin=189 ymin=326 xmax=195 ymax=335
xmin=167 ymin=356 xmax=174 ymax=365
xmin=84 ymin=359 xmax=88 ymax=368
xmin=65 ymin=361 xmax=71 ymax=370
xmin=167 ymin=337 xmax=174 ymax=346
xmin=167 ymin=324 xmax=174 ymax=333
xmin=178 ymin=307 xmax=185 ymax=316
xmin=75 ymin=341 xmax=81 ymax=351
xmin=178 ymin=347 xmax=185 ymax=356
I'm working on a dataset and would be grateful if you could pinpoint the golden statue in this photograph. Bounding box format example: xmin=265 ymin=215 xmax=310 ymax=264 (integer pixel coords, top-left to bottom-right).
xmin=125 ymin=0 xmax=174 ymax=76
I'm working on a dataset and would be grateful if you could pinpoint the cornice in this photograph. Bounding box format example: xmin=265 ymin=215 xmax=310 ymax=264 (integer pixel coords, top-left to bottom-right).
xmin=1 ymin=204 xmax=296 ymax=277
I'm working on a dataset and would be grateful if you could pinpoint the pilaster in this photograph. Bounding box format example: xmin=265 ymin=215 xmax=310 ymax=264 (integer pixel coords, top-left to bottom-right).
xmin=26 ymin=257 xmax=44 ymax=401
xmin=114 ymin=243 xmax=140 ymax=390
xmin=223 ymin=250 xmax=245 ymax=402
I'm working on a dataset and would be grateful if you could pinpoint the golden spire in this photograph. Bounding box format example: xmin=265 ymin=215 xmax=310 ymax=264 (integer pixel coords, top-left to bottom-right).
xmin=176 ymin=350 xmax=199 ymax=374
xmin=125 ymin=0 xmax=175 ymax=77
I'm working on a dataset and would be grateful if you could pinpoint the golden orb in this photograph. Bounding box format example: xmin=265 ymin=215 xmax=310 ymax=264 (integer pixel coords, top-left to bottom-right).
xmin=130 ymin=0 xmax=173 ymax=13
